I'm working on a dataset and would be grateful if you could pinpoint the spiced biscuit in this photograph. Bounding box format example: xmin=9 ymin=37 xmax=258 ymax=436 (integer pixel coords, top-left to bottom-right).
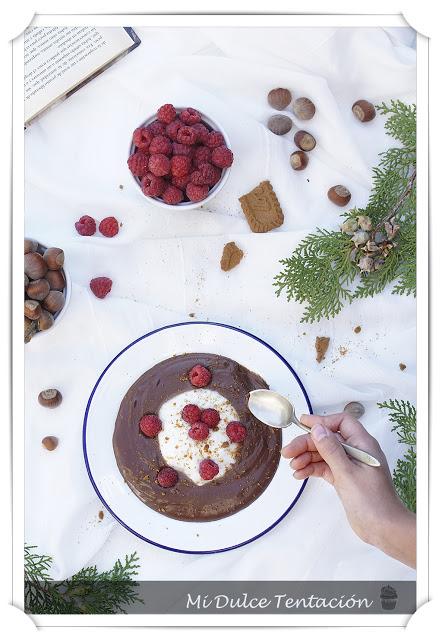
xmin=239 ymin=180 xmax=284 ymax=233
xmin=220 ymin=242 xmax=244 ymax=271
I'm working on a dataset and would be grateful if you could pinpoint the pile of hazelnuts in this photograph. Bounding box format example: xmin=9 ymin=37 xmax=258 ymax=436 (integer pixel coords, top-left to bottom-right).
xmin=266 ymin=87 xmax=377 ymax=207
xmin=24 ymin=239 xmax=67 ymax=343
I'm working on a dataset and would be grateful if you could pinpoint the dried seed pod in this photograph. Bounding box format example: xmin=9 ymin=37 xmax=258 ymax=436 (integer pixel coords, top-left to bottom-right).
xmin=267 ymin=87 xmax=292 ymax=110
xmin=24 ymin=299 xmax=42 ymax=320
xmin=352 ymin=100 xmax=376 ymax=122
xmin=43 ymin=247 xmax=64 ymax=270
xmin=328 ymin=185 xmax=351 ymax=207
xmin=24 ymin=238 xmax=38 ymax=254
xmin=38 ymin=388 xmax=62 ymax=408
xmin=358 ymin=256 xmax=374 ymax=272
xmin=293 ymin=97 xmax=316 ymax=120
xmin=294 ymin=129 xmax=316 ymax=151
xmin=26 ymin=278 xmax=50 ymax=301
xmin=357 ymin=215 xmax=372 ymax=231
xmin=351 ymin=230 xmax=369 ymax=246
xmin=24 ymin=317 xmax=37 ymax=342
xmin=341 ymin=219 xmax=358 ymax=234
xmin=42 ymin=290 xmax=65 ymax=314
xmin=37 ymin=309 xmax=54 ymax=331
xmin=344 ymin=401 xmax=365 ymax=419
xmin=42 ymin=436 xmax=59 ymax=450
xmin=24 ymin=252 xmax=48 ymax=280
xmin=267 ymin=114 xmax=293 ymax=135
xmin=290 ymin=150 xmax=309 ymax=171
xmin=46 ymin=269 xmax=66 ymax=291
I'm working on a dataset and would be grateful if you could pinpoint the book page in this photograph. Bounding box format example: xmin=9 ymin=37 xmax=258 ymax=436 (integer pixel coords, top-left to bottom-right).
xmin=24 ymin=27 xmax=135 ymax=123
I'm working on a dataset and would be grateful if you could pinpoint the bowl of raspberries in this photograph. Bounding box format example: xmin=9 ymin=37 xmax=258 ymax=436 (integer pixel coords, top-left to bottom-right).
xmin=127 ymin=104 xmax=234 ymax=209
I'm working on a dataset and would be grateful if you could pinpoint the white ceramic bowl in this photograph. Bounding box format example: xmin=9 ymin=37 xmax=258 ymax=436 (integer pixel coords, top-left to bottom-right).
xmin=128 ymin=107 xmax=232 ymax=210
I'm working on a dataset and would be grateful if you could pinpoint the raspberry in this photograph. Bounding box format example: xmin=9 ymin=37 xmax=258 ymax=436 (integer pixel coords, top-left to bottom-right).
xmin=212 ymin=146 xmax=234 ymax=168
xmin=157 ymin=104 xmax=177 ymax=124
xmin=147 ymin=120 xmax=166 ymax=136
xmin=157 ymin=467 xmax=178 ymax=488
xmin=226 ymin=421 xmax=247 ymax=443
xmin=148 ymin=153 xmax=170 ymax=177
xmin=89 ymin=277 xmax=112 ymax=299
xmin=201 ymin=408 xmax=220 ymax=428
xmin=172 ymin=142 xmax=194 ymax=157
xmin=186 ymin=182 xmax=209 ymax=202
xmin=98 ymin=216 xmax=119 ymax=238
xmin=75 ymin=215 xmax=96 ymax=236
xmin=176 ymin=126 xmax=197 ymax=146
xmin=206 ymin=131 xmax=225 ymax=148
xmin=208 ymin=166 xmax=222 ymax=186
xmin=182 ymin=404 xmax=201 ymax=424
xmin=128 ymin=151 xmax=149 ymax=176
xmin=191 ymin=162 xmax=218 ymax=186
xmin=192 ymin=123 xmax=210 ymax=144
xmin=180 ymin=108 xmax=201 ymax=125
xmin=141 ymin=173 xmax=166 ymax=197
xmin=149 ymin=135 xmax=172 ymax=156
xmin=132 ymin=127 xmax=153 ymax=151
xmin=171 ymin=173 xmax=192 ymax=190
xmin=139 ymin=414 xmax=162 ymax=437
xmin=193 ymin=146 xmax=212 ymax=168
xmin=162 ymin=185 xmax=184 ymax=205
xmin=165 ymin=119 xmax=182 ymax=141
xmin=188 ymin=421 xmax=210 ymax=441
xmin=199 ymin=459 xmax=219 ymax=481
xmin=170 ymin=155 xmax=192 ymax=177
xmin=188 ymin=364 xmax=212 ymax=387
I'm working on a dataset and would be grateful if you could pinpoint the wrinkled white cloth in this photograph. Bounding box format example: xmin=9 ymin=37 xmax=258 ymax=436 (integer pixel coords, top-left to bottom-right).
xmin=25 ymin=26 xmax=416 ymax=581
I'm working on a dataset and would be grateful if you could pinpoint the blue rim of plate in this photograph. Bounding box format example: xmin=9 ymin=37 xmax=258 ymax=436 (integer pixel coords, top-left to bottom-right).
xmin=83 ymin=321 xmax=312 ymax=555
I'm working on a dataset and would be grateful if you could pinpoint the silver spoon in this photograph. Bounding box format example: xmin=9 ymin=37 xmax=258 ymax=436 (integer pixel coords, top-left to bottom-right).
xmin=248 ymin=389 xmax=380 ymax=467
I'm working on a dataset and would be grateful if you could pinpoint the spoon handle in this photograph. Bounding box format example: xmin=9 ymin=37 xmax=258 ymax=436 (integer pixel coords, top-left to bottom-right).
xmin=291 ymin=418 xmax=380 ymax=467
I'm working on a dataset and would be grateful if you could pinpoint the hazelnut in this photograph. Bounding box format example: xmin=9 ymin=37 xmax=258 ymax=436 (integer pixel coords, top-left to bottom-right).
xmin=46 ymin=269 xmax=66 ymax=291
xmin=24 ymin=252 xmax=48 ymax=280
xmin=267 ymin=87 xmax=292 ymax=110
xmin=37 ymin=309 xmax=54 ymax=331
xmin=26 ymin=278 xmax=50 ymax=301
xmin=24 ymin=299 xmax=42 ymax=320
xmin=24 ymin=274 xmax=29 ymax=289
xmin=24 ymin=238 xmax=38 ymax=254
xmin=42 ymin=436 xmax=59 ymax=451
xmin=290 ymin=150 xmax=309 ymax=171
xmin=352 ymin=100 xmax=376 ymax=123
xmin=38 ymin=388 xmax=62 ymax=408
xmin=343 ymin=401 xmax=365 ymax=419
xmin=24 ymin=317 xmax=37 ymax=343
xmin=43 ymin=247 xmax=64 ymax=270
xmin=328 ymin=185 xmax=351 ymax=207
xmin=294 ymin=130 xmax=316 ymax=152
xmin=293 ymin=97 xmax=316 ymax=120
xmin=42 ymin=290 xmax=65 ymax=314
xmin=267 ymin=114 xmax=293 ymax=135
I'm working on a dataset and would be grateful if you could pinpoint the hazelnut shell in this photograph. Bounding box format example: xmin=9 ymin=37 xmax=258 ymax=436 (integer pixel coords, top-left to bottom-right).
xmin=352 ymin=100 xmax=376 ymax=122
xmin=42 ymin=436 xmax=59 ymax=451
xmin=37 ymin=309 xmax=54 ymax=331
xmin=26 ymin=278 xmax=50 ymax=301
xmin=294 ymin=130 xmax=316 ymax=152
xmin=24 ymin=317 xmax=37 ymax=342
xmin=24 ymin=299 xmax=42 ymax=320
xmin=24 ymin=252 xmax=48 ymax=280
xmin=43 ymin=247 xmax=64 ymax=270
xmin=328 ymin=185 xmax=351 ymax=207
xmin=293 ymin=97 xmax=316 ymax=120
xmin=267 ymin=87 xmax=292 ymax=110
xmin=42 ymin=290 xmax=65 ymax=314
xmin=38 ymin=388 xmax=63 ymax=408
xmin=344 ymin=401 xmax=365 ymax=419
xmin=267 ymin=114 xmax=293 ymax=136
xmin=46 ymin=269 xmax=66 ymax=291
xmin=290 ymin=150 xmax=309 ymax=171
xmin=24 ymin=238 xmax=38 ymax=254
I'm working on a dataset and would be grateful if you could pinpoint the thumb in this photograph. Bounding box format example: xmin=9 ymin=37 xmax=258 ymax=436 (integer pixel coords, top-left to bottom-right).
xmin=311 ymin=424 xmax=350 ymax=476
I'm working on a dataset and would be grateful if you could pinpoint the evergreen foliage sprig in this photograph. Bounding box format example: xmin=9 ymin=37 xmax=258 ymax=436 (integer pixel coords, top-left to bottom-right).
xmin=24 ymin=544 xmax=142 ymax=614
xmin=378 ymin=399 xmax=416 ymax=512
xmin=274 ymin=101 xmax=416 ymax=322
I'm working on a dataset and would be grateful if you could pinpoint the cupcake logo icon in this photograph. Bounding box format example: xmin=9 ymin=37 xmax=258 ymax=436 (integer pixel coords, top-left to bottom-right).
xmin=380 ymin=585 xmax=398 ymax=610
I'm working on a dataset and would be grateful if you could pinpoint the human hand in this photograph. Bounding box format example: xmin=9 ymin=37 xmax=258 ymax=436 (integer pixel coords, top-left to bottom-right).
xmin=281 ymin=413 xmax=416 ymax=568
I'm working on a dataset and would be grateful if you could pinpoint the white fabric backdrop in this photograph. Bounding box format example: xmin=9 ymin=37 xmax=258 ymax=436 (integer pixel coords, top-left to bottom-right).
xmin=24 ymin=26 xmax=416 ymax=581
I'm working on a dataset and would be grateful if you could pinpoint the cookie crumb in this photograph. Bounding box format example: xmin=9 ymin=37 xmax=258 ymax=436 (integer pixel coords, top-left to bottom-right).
xmin=220 ymin=241 xmax=244 ymax=271
xmin=118 ymin=184 xmax=124 ymax=190
xmin=399 ymin=363 xmax=407 ymax=371
xmin=189 ymin=312 xmax=195 ymax=318
xmin=354 ymin=325 xmax=362 ymax=334
xmin=339 ymin=346 xmax=348 ymax=357
xmin=98 ymin=510 xmax=104 ymax=520
xmin=315 ymin=336 xmax=330 ymax=363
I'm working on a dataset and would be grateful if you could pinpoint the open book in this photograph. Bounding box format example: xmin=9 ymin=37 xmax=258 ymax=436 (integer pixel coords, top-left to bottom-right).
xmin=24 ymin=26 xmax=140 ymax=125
